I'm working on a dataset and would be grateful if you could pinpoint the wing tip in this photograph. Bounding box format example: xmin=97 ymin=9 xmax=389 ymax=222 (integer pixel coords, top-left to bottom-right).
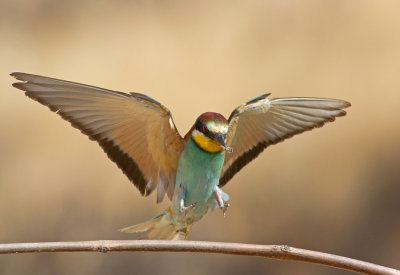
xmin=10 ymin=72 xmax=19 ymax=78
xmin=10 ymin=72 xmax=28 ymax=81
xmin=11 ymin=72 xmax=32 ymax=91
xmin=331 ymin=98 xmax=351 ymax=109
xmin=335 ymin=100 xmax=351 ymax=117
xmin=342 ymin=100 xmax=351 ymax=108
xmin=339 ymin=109 xmax=348 ymax=117
xmin=12 ymin=82 xmax=25 ymax=91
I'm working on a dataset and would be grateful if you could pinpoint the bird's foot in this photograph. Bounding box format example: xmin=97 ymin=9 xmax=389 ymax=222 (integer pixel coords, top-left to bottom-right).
xmin=180 ymin=201 xmax=197 ymax=216
xmin=178 ymin=184 xmax=197 ymax=216
xmin=220 ymin=202 xmax=230 ymax=218
xmin=214 ymin=187 xmax=230 ymax=217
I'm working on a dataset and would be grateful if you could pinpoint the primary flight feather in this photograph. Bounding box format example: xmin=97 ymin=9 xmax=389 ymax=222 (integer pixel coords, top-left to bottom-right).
xmin=11 ymin=72 xmax=350 ymax=240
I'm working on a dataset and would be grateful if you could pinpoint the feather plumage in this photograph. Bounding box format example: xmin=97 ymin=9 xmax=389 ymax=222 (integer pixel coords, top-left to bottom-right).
xmin=219 ymin=95 xmax=350 ymax=187
xmin=11 ymin=72 xmax=184 ymax=202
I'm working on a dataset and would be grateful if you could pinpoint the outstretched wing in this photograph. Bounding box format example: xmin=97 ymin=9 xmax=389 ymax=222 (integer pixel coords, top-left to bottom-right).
xmin=12 ymin=72 xmax=184 ymax=202
xmin=219 ymin=94 xmax=350 ymax=187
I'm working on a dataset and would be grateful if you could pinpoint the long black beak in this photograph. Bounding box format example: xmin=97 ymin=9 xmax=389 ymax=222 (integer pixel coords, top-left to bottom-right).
xmin=215 ymin=133 xmax=227 ymax=151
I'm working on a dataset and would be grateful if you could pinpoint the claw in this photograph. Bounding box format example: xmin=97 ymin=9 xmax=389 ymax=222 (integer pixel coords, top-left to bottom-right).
xmin=180 ymin=201 xmax=197 ymax=216
xmin=214 ymin=187 xmax=230 ymax=217
xmin=178 ymin=183 xmax=197 ymax=216
xmin=221 ymin=202 xmax=230 ymax=218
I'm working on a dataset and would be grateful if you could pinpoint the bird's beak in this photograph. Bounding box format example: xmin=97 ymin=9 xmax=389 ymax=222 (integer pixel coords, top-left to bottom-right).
xmin=215 ymin=133 xmax=233 ymax=152
xmin=215 ymin=133 xmax=226 ymax=151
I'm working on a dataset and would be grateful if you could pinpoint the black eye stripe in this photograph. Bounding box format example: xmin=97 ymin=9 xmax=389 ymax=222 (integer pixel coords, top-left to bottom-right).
xmin=195 ymin=119 xmax=203 ymax=132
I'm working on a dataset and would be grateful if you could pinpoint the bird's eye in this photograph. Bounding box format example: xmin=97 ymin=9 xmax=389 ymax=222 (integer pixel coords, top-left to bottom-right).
xmin=202 ymin=125 xmax=208 ymax=134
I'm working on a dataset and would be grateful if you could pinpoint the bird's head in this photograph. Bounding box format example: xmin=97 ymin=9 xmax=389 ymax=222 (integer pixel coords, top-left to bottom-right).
xmin=189 ymin=112 xmax=231 ymax=153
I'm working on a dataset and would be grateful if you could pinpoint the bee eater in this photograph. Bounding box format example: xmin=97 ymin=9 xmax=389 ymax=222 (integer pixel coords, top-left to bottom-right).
xmin=11 ymin=72 xmax=350 ymax=240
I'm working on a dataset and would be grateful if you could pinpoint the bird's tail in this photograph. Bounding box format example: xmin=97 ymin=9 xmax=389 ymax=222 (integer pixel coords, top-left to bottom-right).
xmin=119 ymin=210 xmax=190 ymax=240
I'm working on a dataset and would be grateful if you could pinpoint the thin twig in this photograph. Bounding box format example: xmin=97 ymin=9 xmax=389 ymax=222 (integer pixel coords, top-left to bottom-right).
xmin=0 ymin=240 xmax=398 ymax=275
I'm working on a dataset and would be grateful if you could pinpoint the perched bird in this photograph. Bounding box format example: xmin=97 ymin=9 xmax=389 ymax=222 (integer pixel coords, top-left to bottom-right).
xmin=11 ymin=72 xmax=350 ymax=240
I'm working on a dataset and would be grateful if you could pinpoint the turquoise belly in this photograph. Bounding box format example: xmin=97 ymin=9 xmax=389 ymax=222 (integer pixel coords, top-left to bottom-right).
xmin=172 ymin=138 xmax=225 ymax=219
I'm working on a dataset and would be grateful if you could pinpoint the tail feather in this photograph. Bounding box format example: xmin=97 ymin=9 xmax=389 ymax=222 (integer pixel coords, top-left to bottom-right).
xmin=119 ymin=211 xmax=190 ymax=240
xmin=119 ymin=217 xmax=161 ymax=233
xmin=147 ymin=224 xmax=177 ymax=240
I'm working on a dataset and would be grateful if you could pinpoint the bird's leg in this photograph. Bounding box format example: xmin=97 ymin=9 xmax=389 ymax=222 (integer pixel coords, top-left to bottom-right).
xmin=178 ymin=184 xmax=197 ymax=215
xmin=214 ymin=187 xmax=230 ymax=217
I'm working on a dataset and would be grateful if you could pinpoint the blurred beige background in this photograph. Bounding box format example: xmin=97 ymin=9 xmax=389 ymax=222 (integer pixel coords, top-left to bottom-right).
xmin=1 ymin=0 xmax=399 ymax=274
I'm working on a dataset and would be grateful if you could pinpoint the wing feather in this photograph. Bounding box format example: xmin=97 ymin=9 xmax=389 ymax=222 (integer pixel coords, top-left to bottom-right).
xmin=220 ymin=95 xmax=350 ymax=187
xmin=11 ymin=72 xmax=184 ymax=202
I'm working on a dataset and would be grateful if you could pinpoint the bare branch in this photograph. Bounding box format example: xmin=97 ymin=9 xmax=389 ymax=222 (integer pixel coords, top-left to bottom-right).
xmin=0 ymin=240 xmax=398 ymax=275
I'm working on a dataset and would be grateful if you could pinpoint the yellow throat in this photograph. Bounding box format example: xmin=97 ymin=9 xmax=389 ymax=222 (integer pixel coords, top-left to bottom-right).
xmin=192 ymin=130 xmax=224 ymax=153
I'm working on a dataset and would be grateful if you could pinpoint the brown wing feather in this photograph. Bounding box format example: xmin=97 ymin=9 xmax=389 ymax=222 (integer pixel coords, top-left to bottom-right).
xmin=11 ymin=72 xmax=183 ymax=202
xmin=219 ymin=94 xmax=350 ymax=187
